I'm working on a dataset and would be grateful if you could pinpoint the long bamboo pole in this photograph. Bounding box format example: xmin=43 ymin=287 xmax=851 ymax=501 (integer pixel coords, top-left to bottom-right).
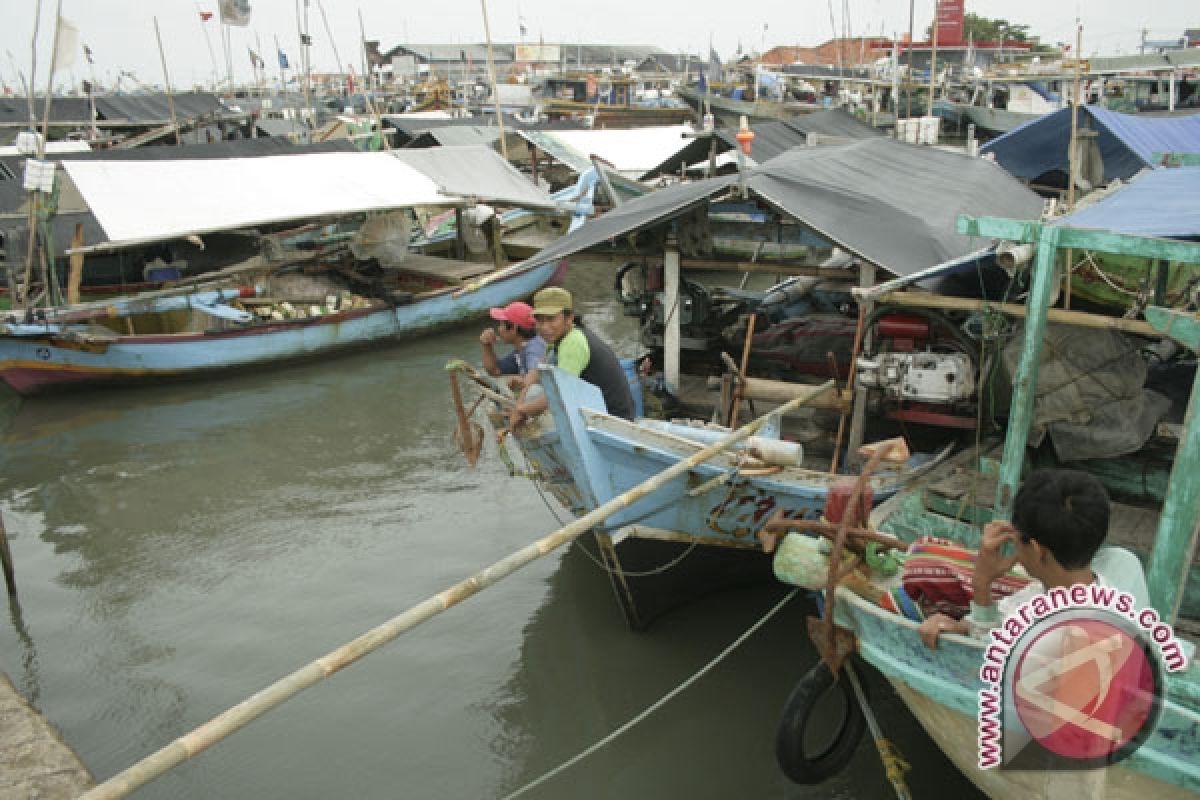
xmin=153 ymin=17 xmax=182 ymax=146
xmin=79 ymin=381 xmax=834 ymax=800
xmin=480 ymin=0 xmax=508 ymax=160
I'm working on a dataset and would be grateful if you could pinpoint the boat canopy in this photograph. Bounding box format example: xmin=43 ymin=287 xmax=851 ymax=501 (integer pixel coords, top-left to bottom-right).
xmin=645 ymin=110 xmax=884 ymax=178
xmin=61 ymin=147 xmax=556 ymax=251
xmin=519 ymin=125 xmax=697 ymax=179
xmin=520 ymin=137 xmax=1043 ymax=278
xmin=1055 ymin=167 xmax=1200 ymax=238
xmin=981 ymin=105 xmax=1200 ymax=182
xmin=390 ymin=145 xmax=559 ymax=210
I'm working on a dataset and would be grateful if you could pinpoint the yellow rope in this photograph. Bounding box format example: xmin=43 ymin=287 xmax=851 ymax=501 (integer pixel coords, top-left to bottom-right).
xmin=877 ymin=738 xmax=912 ymax=796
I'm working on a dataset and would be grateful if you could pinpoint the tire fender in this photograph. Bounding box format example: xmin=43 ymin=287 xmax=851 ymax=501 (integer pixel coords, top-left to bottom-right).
xmin=775 ymin=659 xmax=867 ymax=784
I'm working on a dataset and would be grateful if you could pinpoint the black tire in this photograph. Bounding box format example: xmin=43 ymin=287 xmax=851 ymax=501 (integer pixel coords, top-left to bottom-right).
xmin=775 ymin=659 xmax=868 ymax=785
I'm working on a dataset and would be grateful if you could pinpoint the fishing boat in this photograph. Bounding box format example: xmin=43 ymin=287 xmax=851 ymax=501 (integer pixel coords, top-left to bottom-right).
xmin=766 ymin=212 xmax=1200 ymax=798
xmin=0 ymin=147 xmax=592 ymax=395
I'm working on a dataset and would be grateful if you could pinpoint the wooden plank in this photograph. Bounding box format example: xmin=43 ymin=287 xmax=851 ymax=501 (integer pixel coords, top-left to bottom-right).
xmin=66 ymin=223 xmax=85 ymax=305
xmin=958 ymin=215 xmax=1200 ymax=265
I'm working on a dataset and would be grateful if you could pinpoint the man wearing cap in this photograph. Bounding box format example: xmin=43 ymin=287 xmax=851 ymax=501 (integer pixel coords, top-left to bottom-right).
xmin=480 ymin=301 xmax=545 ymax=390
xmin=510 ymin=287 xmax=635 ymax=426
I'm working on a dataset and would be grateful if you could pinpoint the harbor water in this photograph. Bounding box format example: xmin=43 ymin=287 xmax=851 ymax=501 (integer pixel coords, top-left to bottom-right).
xmin=0 ymin=263 xmax=983 ymax=798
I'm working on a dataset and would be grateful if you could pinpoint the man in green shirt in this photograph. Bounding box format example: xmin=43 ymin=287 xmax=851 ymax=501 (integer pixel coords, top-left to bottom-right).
xmin=508 ymin=287 xmax=635 ymax=427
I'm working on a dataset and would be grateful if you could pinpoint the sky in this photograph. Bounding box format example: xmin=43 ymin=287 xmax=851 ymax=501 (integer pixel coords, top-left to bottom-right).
xmin=2 ymin=0 xmax=1195 ymax=93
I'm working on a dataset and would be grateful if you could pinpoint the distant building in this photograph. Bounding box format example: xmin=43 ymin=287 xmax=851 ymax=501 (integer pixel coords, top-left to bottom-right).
xmin=379 ymin=43 xmax=687 ymax=84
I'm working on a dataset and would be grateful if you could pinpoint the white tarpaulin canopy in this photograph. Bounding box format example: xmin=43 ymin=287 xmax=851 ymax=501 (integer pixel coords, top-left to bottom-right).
xmin=389 ymin=146 xmax=557 ymax=210
xmin=62 ymin=151 xmax=455 ymax=250
xmin=520 ymin=125 xmax=696 ymax=179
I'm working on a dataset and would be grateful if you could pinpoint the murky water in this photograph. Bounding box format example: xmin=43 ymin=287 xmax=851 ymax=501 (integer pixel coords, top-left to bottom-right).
xmin=0 ymin=262 xmax=982 ymax=798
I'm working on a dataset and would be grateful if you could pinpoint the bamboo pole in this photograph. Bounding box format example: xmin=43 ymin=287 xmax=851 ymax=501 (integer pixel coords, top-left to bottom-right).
xmin=479 ymin=0 xmax=508 ymax=161
xmin=153 ymin=17 xmax=182 ymax=146
xmin=78 ymin=381 xmax=834 ymax=800
xmin=872 ymin=289 xmax=1161 ymax=338
xmin=728 ymin=313 xmax=757 ymax=428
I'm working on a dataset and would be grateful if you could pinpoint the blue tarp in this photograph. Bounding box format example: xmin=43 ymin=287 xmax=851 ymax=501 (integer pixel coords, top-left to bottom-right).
xmin=982 ymin=106 xmax=1200 ymax=182
xmin=1055 ymin=167 xmax=1200 ymax=238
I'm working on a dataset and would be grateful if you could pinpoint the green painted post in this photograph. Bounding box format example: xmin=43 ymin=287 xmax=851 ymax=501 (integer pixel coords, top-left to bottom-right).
xmin=1144 ymin=307 xmax=1200 ymax=620
xmin=993 ymin=224 xmax=1061 ymax=518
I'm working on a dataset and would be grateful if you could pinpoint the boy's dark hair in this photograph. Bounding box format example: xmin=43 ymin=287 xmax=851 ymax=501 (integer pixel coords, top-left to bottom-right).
xmin=1012 ymin=469 xmax=1110 ymax=569
xmin=515 ymin=324 xmax=536 ymax=339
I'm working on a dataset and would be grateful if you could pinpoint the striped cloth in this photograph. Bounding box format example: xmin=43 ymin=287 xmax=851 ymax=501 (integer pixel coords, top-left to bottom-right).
xmin=897 ymin=537 xmax=1032 ymax=620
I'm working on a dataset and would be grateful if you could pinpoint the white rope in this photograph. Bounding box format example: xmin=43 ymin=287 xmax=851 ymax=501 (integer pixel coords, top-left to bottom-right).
xmin=499 ymin=588 xmax=799 ymax=800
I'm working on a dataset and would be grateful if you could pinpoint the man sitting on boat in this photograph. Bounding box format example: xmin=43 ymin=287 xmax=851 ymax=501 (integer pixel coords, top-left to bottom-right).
xmin=479 ymin=301 xmax=545 ymax=391
xmin=918 ymin=469 xmax=1150 ymax=649
xmin=507 ymin=287 xmax=636 ymax=426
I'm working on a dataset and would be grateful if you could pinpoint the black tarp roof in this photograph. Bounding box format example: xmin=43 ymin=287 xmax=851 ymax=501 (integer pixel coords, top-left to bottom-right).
xmin=646 ymin=110 xmax=883 ymax=178
xmin=0 ymin=93 xmax=235 ymax=127
xmin=522 ymin=137 xmax=1043 ymax=278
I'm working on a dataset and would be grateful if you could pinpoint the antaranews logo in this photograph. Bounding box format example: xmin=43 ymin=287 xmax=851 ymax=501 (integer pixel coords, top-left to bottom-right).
xmin=976 ymin=583 xmax=1187 ymax=770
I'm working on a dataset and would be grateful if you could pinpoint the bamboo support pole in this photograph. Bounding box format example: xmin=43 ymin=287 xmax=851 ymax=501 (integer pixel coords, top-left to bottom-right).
xmin=79 ymin=381 xmax=834 ymax=800
xmin=872 ymin=290 xmax=1161 ymax=338
xmin=728 ymin=313 xmax=757 ymax=428
xmin=480 ymin=0 xmax=508 ymax=161
xmin=66 ymin=223 xmax=84 ymax=305
xmin=153 ymin=17 xmax=182 ymax=146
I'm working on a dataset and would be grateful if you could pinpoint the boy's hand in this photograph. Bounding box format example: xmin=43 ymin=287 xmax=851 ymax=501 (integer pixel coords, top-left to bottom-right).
xmin=973 ymin=520 xmax=1019 ymax=606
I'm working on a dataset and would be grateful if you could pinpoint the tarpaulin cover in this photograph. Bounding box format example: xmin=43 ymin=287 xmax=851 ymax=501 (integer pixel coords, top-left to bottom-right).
xmin=521 ymin=137 xmax=1042 ymax=278
xmin=1001 ymin=322 xmax=1170 ymax=461
xmin=1055 ymin=167 xmax=1200 ymax=237
xmin=645 ymin=110 xmax=883 ymax=178
xmin=62 ymin=152 xmax=455 ymax=248
xmin=520 ymin=125 xmax=697 ymax=178
xmin=390 ymin=146 xmax=557 ymax=210
xmin=981 ymin=105 xmax=1200 ymax=182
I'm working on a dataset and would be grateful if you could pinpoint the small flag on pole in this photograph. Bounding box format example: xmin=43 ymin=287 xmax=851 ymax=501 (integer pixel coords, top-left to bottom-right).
xmin=199 ymin=10 xmax=214 ymax=21
xmin=278 ymin=49 xmax=289 ymax=69
xmin=83 ymin=43 xmax=94 ymax=64
xmin=248 ymin=48 xmax=263 ymax=69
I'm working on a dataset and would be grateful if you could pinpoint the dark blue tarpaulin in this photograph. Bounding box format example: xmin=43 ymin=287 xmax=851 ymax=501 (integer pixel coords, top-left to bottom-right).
xmin=1055 ymin=167 xmax=1200 ymax=238
xmin=982 ymin=106 xmax=1200 ymax=182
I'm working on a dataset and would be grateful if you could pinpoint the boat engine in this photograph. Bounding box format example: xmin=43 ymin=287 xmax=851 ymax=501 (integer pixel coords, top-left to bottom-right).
xmin=616 ymin=262 xmax=733 ymax=353
xmin=856 ymin=311 xmax=981 ymax=429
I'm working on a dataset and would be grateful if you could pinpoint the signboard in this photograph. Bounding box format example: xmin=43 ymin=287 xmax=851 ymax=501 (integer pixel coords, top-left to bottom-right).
xmin=515 ymin=44 xmax=561 ymax=63
xmin=935 ymin=0 xmax=965 ymax=45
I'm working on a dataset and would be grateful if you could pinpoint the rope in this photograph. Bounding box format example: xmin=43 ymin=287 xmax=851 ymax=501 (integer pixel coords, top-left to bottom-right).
xmin=498 ymin=588 xmax=799 ymax=800
xmin=844 ymin=663 xmax=911 ymax=800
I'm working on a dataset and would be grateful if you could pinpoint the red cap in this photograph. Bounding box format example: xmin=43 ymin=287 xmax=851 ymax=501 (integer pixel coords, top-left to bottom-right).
xmin=489 ymin=301 xmax=536 ymax=330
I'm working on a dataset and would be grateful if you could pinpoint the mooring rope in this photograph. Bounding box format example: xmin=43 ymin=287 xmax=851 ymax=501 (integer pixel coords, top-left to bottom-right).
xmin=498 ymin=588 xmax=799 ymax=800
xmin=845 ymin=662 xmax=911 ymax=800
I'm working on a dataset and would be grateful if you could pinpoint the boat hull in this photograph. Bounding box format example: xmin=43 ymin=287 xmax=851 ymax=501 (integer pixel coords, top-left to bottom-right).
xmin=0 ymin=260 xmax=557 ymax=395
xmin=832 ymin=590 xmax=1200 ymax=799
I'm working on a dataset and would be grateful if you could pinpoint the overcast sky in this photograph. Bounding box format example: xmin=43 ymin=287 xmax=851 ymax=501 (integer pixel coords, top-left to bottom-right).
xmin=2 ymin=0 xmax=1194 ymax=93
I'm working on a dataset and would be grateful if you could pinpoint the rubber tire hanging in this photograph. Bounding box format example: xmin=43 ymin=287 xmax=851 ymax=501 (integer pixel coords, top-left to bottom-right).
xmin=775 ymin=659 xmax=868 ymax=784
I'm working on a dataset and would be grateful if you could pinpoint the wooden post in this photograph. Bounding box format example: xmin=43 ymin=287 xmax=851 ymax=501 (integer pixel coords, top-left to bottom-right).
xmin=663 ymin=237 xmax=681 ymax=396
xmin=0 ymin=511 xmax=15 ymax=597
xmin=844 ymin=261 xmax=876 ymax=467
xmin=77 ymin=382 xmax=834 ymax=800
xmin=67 ymin=223 xmax=85 ymax=305
xmin=728 ymin=313 xmax=757 ymax=428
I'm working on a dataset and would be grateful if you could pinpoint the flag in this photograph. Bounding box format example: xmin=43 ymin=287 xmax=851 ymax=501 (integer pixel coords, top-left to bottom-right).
xmin=52 ymin=16 xmax=79 ymax=74
xmin=299 ymin=33 xmax=312 ymax=45
xmin=219 ymin=0 xmax=252 ymax=27
xmin=697 ymin=69 xmax=707 ymax=94
xmin=248 ymin=47 xmax=263 ymax=69
xmin=199 ymin=10 xmax=213 ymax=21
xmin=278 ymin=49 xmax=289 ymax=69
xmin=519 ymin=17 xmax=527 ymax=37
xmin=83 ymin=43 xmax=94 ymax=64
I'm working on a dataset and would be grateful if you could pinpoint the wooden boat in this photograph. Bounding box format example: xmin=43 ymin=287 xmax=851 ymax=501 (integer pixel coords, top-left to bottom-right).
xmin=0 ymin=148 xmax=588 ymax=395
xmin=476 ymin=365 xmax=947 ymax=628
xmin=535 ymin=74 xmax=694 ymax=127
xmin=772 ymin=216 xmax=1200 ymax=797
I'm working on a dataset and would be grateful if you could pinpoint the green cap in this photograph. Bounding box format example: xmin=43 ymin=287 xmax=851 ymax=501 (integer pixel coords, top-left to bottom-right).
xmin=532 ymin=287 xmax=573 ymax=316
